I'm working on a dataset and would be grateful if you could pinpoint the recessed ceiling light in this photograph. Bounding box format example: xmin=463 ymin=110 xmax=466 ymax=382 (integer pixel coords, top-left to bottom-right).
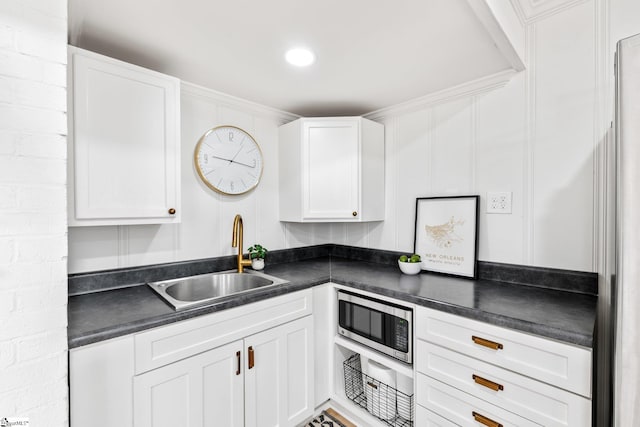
xmin=285 ymin=48 xmax=315 ymax=67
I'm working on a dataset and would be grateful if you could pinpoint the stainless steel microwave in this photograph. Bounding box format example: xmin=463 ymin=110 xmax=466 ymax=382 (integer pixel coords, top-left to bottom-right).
xmin=337 ymin=290 xmax=412 ymax=364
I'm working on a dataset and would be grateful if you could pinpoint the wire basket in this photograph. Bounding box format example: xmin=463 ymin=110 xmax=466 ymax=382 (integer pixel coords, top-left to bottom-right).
xmin=343 ymin=354 xmax=414 ymax=427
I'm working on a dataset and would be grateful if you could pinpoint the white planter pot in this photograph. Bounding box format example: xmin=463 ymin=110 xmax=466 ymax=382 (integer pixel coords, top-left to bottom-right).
xmin=251 ymin=258 xmax=265 ymax=270
xmin=398 ymin=260 xmax=421 ymax=275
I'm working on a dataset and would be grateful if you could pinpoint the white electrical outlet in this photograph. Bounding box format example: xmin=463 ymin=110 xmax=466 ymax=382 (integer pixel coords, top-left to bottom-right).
xmin=487 ymin=191 xmax=512 ymax=214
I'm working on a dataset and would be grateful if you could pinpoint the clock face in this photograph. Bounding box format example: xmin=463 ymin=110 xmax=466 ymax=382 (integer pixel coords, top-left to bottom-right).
xmin=194 ymin=126 xmax=264 ymax=195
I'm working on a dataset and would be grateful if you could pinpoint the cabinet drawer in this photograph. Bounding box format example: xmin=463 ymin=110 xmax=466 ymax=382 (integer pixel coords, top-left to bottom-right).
xmin=416 ymin=405 xmax=458 ymax=426
xmin=416 ymin=373 xmax=541 ymax=427
xmin=134 ymin=290 xmax=312 ymax=374
xmin=417 ymin=340 xmax=591 ymax=427
xmin=416 ymin=307 xmax=591 ymax=397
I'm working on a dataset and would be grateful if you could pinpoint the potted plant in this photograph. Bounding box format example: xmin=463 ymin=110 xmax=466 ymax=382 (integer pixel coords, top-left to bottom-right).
xmin=248 ymin=244 xmax=268 ymax=270
xmin=397 ymin=253 xmax=422 ymax=275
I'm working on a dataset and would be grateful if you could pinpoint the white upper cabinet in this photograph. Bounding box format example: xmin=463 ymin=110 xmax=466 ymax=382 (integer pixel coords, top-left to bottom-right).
xmin=68 ymin=46 xmax=181 ymax=226
xmin=279 ymin=117 xmax=384 ymax=222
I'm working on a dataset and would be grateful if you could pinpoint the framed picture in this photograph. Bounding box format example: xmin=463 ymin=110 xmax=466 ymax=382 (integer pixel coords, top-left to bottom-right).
xmin=413 ymin=196 xmax=479 ymax=279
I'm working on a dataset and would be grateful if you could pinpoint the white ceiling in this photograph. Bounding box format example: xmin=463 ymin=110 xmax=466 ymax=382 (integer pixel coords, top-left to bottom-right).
xmin=68 ymin=0 xmax=514 ymax=116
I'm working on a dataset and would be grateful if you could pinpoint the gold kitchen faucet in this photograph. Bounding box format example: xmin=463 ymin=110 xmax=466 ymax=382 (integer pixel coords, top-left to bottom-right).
xmin=232 ymin=214 xmax=252 ymax=273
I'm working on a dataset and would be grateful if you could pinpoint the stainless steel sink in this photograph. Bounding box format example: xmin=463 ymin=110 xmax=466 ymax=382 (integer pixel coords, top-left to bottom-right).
xmin=148 ymin=270 xmax=289 ymax=310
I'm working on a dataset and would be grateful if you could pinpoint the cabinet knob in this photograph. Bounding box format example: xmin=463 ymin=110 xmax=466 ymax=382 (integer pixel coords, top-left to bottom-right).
xmin=352 ymin=211 xmax=358 ymax=217
xmin=168 ymin=208 xmax=176 ymax=215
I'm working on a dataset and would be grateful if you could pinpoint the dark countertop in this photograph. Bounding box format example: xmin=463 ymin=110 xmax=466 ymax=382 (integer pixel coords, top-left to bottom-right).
xmin=68 ymin=256 xmax=597 ymax=349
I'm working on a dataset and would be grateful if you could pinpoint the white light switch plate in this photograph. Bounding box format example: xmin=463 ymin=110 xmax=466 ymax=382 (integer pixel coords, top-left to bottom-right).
xmin=487 ymin=191 xmax=512 ymax=214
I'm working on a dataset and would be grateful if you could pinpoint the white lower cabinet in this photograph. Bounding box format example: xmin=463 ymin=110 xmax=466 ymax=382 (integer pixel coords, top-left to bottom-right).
xmin=70 ymin=290 xmax=314 ymax=427
xmin=70 ymin=334 xmax=135 ymax=427
xmin=244 ymin=315 xmax=315 ymax=427
xmin=134 ymin=340 xmax=245 ymax=427
xmin=415 ymin=307 xmax=593 ymax=427
xmin=134 ymin=316 xmax=314 ymax=427
xmin=71 ymin=285 xmax=594 ymax=427
xmin=416 ymin=341 xmax=591 ymax=426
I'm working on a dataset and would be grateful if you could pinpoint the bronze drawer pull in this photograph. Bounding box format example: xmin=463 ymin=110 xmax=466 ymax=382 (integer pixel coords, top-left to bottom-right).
xmin=366 ymin=381 xmax=378 ymax=389
xmin=236 ymin=351 xmax=241 ymax=375
xmin=472 ymin=411 xmax=503 ymax=427
xmin=473 ymin=374 xmax=504 ymax=392
xmin=472 ymin=335 xmax=503 ymax=350
xmin=248 ymin=346 xmax=254 ymax=369
xmin=168 ymin=208 xmax=176 ymax=215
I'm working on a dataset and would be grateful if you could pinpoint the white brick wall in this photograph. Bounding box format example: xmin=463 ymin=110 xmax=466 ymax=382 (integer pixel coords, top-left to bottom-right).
xmin=0 ymin=0 xmax=68 ymax=426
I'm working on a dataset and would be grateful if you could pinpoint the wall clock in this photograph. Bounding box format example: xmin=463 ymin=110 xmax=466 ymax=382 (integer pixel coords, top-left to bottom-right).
xmin=194 ymin=125 xmax=264 ymax=195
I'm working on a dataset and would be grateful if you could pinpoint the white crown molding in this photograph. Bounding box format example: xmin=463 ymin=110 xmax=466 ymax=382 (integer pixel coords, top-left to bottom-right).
xmin=466 ymin=0 xmax=526 ymax=72
xmin=181 ymin=81 xmax=299 ymax=124
xmin=509 ymin=0 xmax=528 ymax=25
xmin=510 ymin=0 xmax=591 ymax=24
xmin=363 ymin=69 xmax=518 ymax=121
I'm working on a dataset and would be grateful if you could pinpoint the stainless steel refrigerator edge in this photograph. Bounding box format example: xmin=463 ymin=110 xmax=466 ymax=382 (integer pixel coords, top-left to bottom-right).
xmin=613 ymin=33 xmax=640 ymax=427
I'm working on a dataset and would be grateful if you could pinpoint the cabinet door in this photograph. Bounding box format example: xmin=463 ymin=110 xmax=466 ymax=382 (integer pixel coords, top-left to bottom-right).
xmin=134 ymin=340 xmax=244 ymax=427
xmin=70 ymin=336 xmax=134 ymax=427
xmin=244 ymin=315 xmax=314 ymax=427
xmin=302 ymin=120 xmax=359 ymax=220
xmin=69 ymin=47 xmax=180 ymax=226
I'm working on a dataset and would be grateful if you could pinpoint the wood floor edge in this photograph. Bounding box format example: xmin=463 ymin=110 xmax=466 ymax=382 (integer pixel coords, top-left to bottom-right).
xmin=325 ymin=407 xmax=357 ymax=427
